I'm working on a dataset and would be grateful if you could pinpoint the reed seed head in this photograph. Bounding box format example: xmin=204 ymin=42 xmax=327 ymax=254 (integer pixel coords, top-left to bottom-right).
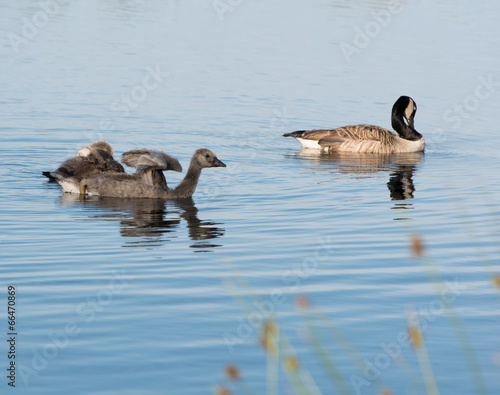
xmin=410 ymin=234 xmax=425 ymax=257
xmin=408 ymin=326 xmax=423 ymax=349
xmin=216 ymin=385 xmax=233 ymax=395
xmin=285 ymin=356 xmax=300 ymax=373
xmin=295 ymin=295 xmax=310 ymax=309
xmin=225 ymin=364 xmax=240 ymax=381
xmin=260 ymin=320 xmax=278 ymax=356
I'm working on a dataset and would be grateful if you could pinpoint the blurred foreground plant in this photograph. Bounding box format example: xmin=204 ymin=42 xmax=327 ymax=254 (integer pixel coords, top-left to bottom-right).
xmin=217 ymin=229 xmax=495 ymax=395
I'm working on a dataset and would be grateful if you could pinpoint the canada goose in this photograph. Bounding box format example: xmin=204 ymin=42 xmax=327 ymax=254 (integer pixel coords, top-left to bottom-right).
xmin=53 ymin=149 xmax=226 ymax=199
xmin=43 ymin=141 xmax=125 ymax=180
xmin=284 ymin=96 xmax=425 ymax=154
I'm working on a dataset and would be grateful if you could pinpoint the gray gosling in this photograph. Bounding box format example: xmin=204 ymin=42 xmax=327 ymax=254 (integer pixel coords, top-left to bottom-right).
xmin=43 ymin=141 xmax=125 ymax=180
xmin=54 ymin=148 xmax=226 ymax=199
xmin=284 ymin=96 xmax=425 ymax=154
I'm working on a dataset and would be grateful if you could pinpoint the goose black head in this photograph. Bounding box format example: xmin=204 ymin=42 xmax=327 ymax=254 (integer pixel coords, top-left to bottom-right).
xmin=393 ymin=96 xmax=417 ymax=129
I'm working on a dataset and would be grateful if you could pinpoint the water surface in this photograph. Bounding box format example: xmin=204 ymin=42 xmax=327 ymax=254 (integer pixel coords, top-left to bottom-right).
xmin=1 ymin=1 xmax=500 ymax=394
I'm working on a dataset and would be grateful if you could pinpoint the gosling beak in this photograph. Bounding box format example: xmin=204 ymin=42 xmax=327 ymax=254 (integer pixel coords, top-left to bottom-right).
xmin=213 ymin=158 xmax=226 ymax=168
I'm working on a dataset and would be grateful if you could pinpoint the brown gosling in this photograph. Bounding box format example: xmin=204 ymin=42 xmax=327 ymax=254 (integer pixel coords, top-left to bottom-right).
xmin=43 ymin=140 xmax=125 ymax=180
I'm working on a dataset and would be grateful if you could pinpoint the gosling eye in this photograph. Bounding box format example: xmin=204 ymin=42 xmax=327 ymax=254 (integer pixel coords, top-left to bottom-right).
xmin=205 ymin=154 xmax=210 ymax=159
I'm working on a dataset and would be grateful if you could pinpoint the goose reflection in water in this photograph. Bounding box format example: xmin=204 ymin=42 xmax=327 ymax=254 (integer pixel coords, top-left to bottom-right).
xmin=59 ymin=194 xmax=224 ymax=251
xmin=291 ymin=150 xmax=424 ymax=202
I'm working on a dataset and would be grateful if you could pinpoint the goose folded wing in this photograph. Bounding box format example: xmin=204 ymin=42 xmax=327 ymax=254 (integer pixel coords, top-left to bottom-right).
xmin=318 ymin=125 xmax=394 ymax=147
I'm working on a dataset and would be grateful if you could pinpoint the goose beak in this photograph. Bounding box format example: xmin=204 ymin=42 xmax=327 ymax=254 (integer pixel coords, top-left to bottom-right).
xmin=406 ymin=113 xmax=415 ymax=129
xmin=213 ymin=158 xmax=226 ymax=167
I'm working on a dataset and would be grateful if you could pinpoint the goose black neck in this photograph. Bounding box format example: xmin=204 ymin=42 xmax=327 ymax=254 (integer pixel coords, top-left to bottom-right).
xmin=391 ymin=112 xmax=422 ymax=141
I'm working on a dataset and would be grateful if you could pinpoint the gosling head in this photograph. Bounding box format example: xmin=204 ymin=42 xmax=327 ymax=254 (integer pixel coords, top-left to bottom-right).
xmin=193 ymin=148 xmax=226 ymax=168
xmin=77 ymin=141 xmax=114 ymax=158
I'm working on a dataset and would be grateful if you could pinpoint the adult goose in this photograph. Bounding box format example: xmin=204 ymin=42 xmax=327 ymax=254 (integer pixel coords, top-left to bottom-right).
xmin=284 ymin=96 xmax=425 ymax=154
xmin=43 ymin=141 xmax=125 ymax=180
xmin=53 ymin=149 xmax=226 ymax=199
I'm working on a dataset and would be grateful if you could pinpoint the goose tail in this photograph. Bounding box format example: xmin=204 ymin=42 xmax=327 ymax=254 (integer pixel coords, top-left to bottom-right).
xmin=42 ymin=171 xmax=57 ymax=181
xmin=283 ymin=130 xmax=307 ymax=138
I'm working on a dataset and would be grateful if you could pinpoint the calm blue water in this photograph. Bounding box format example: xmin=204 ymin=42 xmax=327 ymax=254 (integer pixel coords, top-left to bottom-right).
xmin=1 ymin=1 xmax=500 ymax=394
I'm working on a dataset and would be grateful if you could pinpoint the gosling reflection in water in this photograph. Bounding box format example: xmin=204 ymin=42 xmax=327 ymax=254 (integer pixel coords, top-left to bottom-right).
xmin=59 ymin=194 xmax=224 ymax=250
xmin=291 ymin=150 xmax=423 ymax=201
